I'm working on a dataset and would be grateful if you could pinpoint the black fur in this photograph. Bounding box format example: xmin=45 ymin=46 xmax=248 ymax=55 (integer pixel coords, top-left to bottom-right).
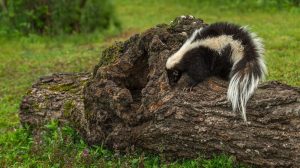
xmin=168 ymin=45 xmax=233 ymax=87
xmin=166 ymin=69 xmax=182 ymax=86
xmin=167 ymin=22 xmax=261 ymax=88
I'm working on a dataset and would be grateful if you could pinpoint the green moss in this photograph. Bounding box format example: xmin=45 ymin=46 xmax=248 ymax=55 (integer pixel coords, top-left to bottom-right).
xmin=101 ymin=42 xmax=124 ymax=65
xmin=49 ymin=84 xmax=75 ymax=92
xmin=31 ymin=103 xmax=42 ymax=113
xmin=93 ymin=41 xmax=124 ymax=76
xmin=63 ymin=101 xmax=75 ymax=118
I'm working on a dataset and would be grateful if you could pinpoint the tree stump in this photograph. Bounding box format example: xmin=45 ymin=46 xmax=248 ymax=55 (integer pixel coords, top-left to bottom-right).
xmin=20 ymin=16 xmax=300 ymax=167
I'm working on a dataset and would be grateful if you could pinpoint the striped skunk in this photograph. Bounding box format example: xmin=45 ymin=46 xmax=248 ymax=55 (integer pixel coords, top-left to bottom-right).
xmin=166 ymin=22 xmax=267 ymax=121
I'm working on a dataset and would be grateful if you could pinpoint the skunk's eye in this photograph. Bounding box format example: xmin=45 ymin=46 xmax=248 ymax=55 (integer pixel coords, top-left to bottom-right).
xmin=173 ymin=71 xmax=179 ymax=76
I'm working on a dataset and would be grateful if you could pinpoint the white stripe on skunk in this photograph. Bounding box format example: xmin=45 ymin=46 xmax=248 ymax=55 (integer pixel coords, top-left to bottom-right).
xmin=166 ymin=34 xmax=245 ymax=69
xmin=166 ymin=22 xmax=267 ymax=121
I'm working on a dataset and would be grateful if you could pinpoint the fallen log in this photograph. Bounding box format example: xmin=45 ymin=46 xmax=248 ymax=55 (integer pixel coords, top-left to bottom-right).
xmin=20 ymin=16 xmax=300 ymax=167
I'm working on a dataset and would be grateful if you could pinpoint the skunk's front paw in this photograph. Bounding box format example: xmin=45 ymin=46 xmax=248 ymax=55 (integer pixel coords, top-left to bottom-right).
xmin=182 ymin=86 xmax=194 ymax=92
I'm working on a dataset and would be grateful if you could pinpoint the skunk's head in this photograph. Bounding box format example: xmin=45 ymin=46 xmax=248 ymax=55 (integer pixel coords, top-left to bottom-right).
xmin=165 ymin=45 xmax=186 ymax=87
xmin=166 ymin=68 xmax=182 ymax=87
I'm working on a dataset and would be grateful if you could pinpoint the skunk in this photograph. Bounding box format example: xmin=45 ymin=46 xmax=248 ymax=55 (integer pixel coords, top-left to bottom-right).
xmin=166 ymin=22 xmax=267 ymax=121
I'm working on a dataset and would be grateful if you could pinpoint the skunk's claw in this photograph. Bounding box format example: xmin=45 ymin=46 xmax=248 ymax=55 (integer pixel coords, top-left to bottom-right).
xmin=183 ymin=86 xmax=194 ymax=92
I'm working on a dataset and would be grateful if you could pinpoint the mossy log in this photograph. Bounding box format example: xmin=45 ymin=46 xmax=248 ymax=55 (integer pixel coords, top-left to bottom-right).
xmin=20 ymin=16 xmax=300 ymax=167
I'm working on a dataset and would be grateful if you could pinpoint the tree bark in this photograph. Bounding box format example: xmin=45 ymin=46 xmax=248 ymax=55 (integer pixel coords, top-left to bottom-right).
xmin=20 ymin=16 xmax=300 ymax=167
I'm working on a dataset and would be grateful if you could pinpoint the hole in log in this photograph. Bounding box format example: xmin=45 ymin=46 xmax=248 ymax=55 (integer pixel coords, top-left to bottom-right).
xmin=124 ymin=55 xmax=149 ymax=105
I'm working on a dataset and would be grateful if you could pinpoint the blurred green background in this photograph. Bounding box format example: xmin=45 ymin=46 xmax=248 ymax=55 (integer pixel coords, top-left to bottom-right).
xmin=0 ymin=0 xmax=299 ymax=167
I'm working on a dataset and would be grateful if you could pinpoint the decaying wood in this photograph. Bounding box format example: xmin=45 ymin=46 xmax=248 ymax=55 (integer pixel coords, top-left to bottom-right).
xmin=20 ymin=16 xmax=300 ymax=167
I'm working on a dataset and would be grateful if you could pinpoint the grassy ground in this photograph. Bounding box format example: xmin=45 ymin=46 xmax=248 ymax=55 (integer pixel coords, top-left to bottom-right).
xmin=0 ymin=0 xmax=299 ymax=167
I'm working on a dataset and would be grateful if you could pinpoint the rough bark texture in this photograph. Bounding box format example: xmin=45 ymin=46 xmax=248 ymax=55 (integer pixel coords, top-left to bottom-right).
xmin=20 ymin=16 xmax=300 ymax=167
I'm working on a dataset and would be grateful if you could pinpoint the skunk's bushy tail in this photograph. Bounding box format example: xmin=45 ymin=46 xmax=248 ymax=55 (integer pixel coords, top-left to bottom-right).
xmin=227 ymin=33 xmax=267 ymax=121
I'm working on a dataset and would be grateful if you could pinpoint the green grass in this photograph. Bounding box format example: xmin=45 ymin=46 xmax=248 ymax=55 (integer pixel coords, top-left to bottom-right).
xmin=1 ymin=121 xmax=242 ymax=167
xmin=0 ymin=0 xmax=299 ymax=167
xmin=0 ymin=33 xmax=110 ymax=132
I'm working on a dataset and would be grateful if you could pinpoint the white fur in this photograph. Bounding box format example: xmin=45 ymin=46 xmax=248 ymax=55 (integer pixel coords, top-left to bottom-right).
xmin=166 ymin=28 xmax=202 ymax=69
xmin=227 ymin=27 xmax=266 ymax=121
xmin=250 ymin=32 xmax=267 ymax=77
xmin=166 ymin=33 xmax=244 ymax=69
xmin=194 ymin=35 xmax=244 ymax=62
xmin=258 ymin=57 xmax=267 ymax=79
xmin=242 ymin=26 xmax=266 ymax=67
xmin=227 ymin=71 xmax=260 ymax=121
